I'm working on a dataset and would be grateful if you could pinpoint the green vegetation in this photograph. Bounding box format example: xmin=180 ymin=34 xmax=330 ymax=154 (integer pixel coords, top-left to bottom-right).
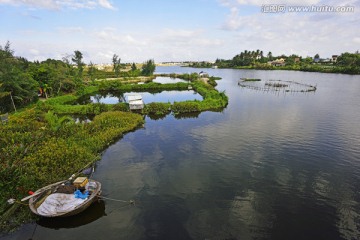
xmin=0 ymin=42 xmax=39 ymax=113
xmin=188 ymin=49 xmax=360 ymax=75
xmin=0 ymin=109 xmax=144 ymax=231
xmin=188 ymin=61 xmax=213 ymax=68
xmin=0 ymin=42 xmax=159 ymax=114
xmin=141 ymin=59 xmax=156 ymax=76
xmin=112 ymin=54 xmax=121 ymax=78
xmin=144 ymin=102 xmax=171 ymax=116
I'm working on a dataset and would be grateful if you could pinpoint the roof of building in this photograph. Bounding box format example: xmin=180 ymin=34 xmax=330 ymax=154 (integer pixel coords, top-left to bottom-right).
xmin=126 ymin=95 xmax=142 ymax=101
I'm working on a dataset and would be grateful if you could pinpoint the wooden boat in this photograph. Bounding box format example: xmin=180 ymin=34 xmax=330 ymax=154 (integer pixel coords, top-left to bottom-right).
xmin=240 ymin=78 xmax=261 ymax=81
xmin=28 ymin=179 xmax=101 ymax=217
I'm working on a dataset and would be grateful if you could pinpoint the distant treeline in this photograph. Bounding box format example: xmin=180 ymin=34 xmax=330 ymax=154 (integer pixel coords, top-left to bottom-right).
xmin=189 ymin=50 xmax=360 ymax=74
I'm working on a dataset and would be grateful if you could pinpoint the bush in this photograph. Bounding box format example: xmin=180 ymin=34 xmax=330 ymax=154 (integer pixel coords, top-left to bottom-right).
xmin=144 ymin=102 xmax=171 ymax=115
xmin=172 ymin=101 xmax=201 ymax=114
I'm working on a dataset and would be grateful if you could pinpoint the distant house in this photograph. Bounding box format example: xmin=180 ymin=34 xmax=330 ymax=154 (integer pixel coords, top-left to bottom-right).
xmin=319 ymin=58 xmax=331 ymax=63
xmin=314 ymin=57 xmax=320 ymax=63
xmin=199 ymin=71 xmax=209 ymax=77
xmin=332 ymin=55 xmax=338 ymax=62
xmin=269 ymin=58 xmax=286 ymax=67
xmin=294 ymin=57 xmax=300 ymax=63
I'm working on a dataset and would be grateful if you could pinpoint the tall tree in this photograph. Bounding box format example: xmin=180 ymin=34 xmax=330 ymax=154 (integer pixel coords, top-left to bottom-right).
xmin=131 ymin=62 xmax=137 ymax=71
xmin=71 ymin=50 xmax=85 ymax=92
xmin=72 ymin=50 xmax=84 ymax=79
xmin=112 ymin=54 xmax=121 ymax=77
xmin=88 ymin=61 xmax=96 ymax=84
xmin=141 ymin=59 xmax=156 ymax=76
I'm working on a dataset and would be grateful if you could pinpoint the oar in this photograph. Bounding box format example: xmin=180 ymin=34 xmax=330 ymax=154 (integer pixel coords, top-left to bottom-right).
xmin=20 ymin=180 xmax=67 ymax=202
xmin=21 ymin=160 xmax=97 ymax=202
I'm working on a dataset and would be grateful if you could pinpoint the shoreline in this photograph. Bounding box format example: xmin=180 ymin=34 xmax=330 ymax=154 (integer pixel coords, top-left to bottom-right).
xmin=187 ymin=65 xmax=360 ymax=75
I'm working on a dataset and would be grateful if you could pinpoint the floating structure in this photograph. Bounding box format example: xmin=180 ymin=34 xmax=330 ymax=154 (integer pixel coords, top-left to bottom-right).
xmin=126 ymin=94 xmax=145 ymax=110
xmin=238 ymin=79 xmax=317 ymax=93
xmin=240 ymin=78 xmax=261 ymax=81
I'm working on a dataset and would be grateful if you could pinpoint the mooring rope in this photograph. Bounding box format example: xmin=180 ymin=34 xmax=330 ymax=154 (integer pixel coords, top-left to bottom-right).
xmin=7 ymin=198 xmax=28 ymax=206
xmin=98 ymin=196 xmax=135 ymax=205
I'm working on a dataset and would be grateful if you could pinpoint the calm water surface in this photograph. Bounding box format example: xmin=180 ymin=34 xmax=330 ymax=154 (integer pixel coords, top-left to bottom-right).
xmin=3 ymin=67 xmax=360 ymax=240
xmin=80 ymin=90 xmax=202 ymax=104
xmin=77 ymin=76 xmax=201 ymax=104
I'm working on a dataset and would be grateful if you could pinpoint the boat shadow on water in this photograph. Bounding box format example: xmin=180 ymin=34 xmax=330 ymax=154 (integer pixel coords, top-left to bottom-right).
xmin=36 ymin=200 xmax=106 ymax=229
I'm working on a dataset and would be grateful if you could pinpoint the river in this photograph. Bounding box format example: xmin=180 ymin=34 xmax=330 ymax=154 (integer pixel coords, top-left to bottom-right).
xmin=3 ymin=67 xmax=360 ymax=240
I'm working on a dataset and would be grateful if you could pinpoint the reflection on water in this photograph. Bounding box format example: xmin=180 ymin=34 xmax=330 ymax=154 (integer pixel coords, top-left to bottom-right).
xmin=76 ymin=90 xmax=202 ymax=105
xmin=4 ymin=67 xmax=360 ymax=240
xmin=152 ymin=76 xmax=188 ymax=84
xmin=37 ymin=200 xmax=106 ymax=229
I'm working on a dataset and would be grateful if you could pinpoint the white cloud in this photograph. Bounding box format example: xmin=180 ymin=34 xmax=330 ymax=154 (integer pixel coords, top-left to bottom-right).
xmin=57 ymin=26 xmax=84 ymax=34
xmin=0 ymin=0 xmax=59 ymax=9
xmin=353 ymin=37 xmax=360 ymax=44
xmin=29 ymin=49 xmax=40 ymax=55
xmin=163 ymin=28 xmax=200 ymax=38
xmin=218 ymin=0 xmax=360 ymax=58
xmin=0 ymin=0 xmax=116 ymax=10
xmin=94 ymin=28 xmax=147 ymax=46
xmin=98 ymin=0 xmax=115 ymax=10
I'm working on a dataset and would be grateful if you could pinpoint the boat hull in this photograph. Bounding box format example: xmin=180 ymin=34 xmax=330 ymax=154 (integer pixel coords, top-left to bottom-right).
xmin=29 ymin=180 xmax=101 ymax=217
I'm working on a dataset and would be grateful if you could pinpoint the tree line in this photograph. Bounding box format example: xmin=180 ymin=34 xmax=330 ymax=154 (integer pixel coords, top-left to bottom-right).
xmin=190 ymin=49 xmax=360 ymax=74
xmin=0 ymin=41 xmax=156 ymax=113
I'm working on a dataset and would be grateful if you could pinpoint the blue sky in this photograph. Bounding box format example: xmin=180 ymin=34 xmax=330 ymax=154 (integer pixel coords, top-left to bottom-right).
xmin=0 ymin=0 xmax=359 ymax=63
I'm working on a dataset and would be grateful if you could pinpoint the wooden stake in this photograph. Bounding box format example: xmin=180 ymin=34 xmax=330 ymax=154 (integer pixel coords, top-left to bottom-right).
xmin=10 ymin=92 xmax=16 ymax=112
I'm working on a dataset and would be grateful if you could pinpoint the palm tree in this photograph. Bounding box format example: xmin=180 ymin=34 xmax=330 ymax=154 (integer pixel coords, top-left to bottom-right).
xmin=256 ymin=49 xmax=260 ymax=59
xmin=45 ymin=111 xmax=74 ymax=133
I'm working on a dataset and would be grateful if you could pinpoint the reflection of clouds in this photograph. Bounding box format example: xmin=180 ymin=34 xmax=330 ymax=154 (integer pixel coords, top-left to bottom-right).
xmin=229 ymin=190 xmax=274 ymax=238
xmin=185 ymin=189 xmax=275 ymax=239
xmin=100 ymin=141 xmax=150 ymax=193
xmin=95 ymin=69 xmax=360 ymax=238
xmin=187 ymin=73 xmax=360 ymax=238
xmin=153 ymin=77 xmax=187 ymax=84
xmin=312 ymin=173 xmax=331 ymax=198
xmin=337 ymin=198 xmax=360 ymax=239
xmin=144 ymin=124 xmax=173 ymax=142
xmin=161 ymin=160 xmax=207 ymax=195
xmin=190 ymin=100 xmax=317 ymax=161
xmin=274 ymin=166 xmax=292 ymax=187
